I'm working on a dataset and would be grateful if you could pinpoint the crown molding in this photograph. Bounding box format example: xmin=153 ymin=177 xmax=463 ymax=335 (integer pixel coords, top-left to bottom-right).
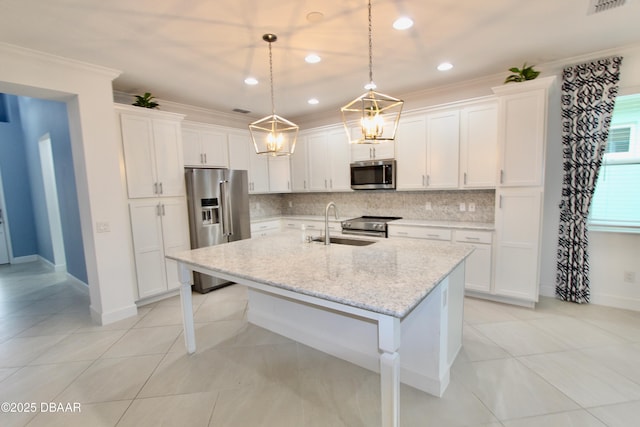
xmin=0 ymin=42 xmax=121 ymax=80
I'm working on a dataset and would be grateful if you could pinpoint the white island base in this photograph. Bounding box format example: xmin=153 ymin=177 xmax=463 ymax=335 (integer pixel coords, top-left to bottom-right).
xmin=247 ymin=263 xmax=464 ymax=399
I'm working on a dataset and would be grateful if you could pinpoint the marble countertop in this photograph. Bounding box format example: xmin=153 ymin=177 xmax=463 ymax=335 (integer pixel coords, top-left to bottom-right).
xmin=168 ymin=231 xmax=473 ymax=318
xmin=252 ymin=215 xmax=494 ymax=230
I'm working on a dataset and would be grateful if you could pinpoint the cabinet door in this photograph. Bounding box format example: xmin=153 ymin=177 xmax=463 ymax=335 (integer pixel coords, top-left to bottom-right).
xmin=462 ymin=244 xmax=492 ymax=292
xmin=153 ymin=119 xmax=185 ymax=197
xmin=201 ymin=129 xmax=228 ymax=167
xmin=160 ymin=198 xmax=190 ymax=291
xmin=493 ymin=188 xmax=542 ymax=301
xmin=498 ymin=90 xmax=546 ymax=187
xmin=426 ymin=110 xmax=459 ymax=189
xmin=307 ymin=132 xmax=329 ymax=191
xmin=460 ymin=102 xmax=497 ymax=188
xmin=396 ymin=115 xmax=427 ymax=190
xmin=249 ymin=150 xmax=270 ymax=194
xmin=228 ymin=132 xmax=251 ymax=171
xmin=129 ymin=200 xmax=166 ymax=299
xmin=182 ymin=128 xmax=202 ymax=167
xmin=268 ymin=156 xmax=291 ymax=193
xmin=327 ymin=129 xmax=351 ymax=191
xmin=290 ymin=136 xmax=308 ymax=191
xmin=121 ymin=114 xmax=157 ymax=198
xmin=372 ymin=142 xmax=395 ymax=159
xmin=351 ymin=144 xmax=373 ymax=161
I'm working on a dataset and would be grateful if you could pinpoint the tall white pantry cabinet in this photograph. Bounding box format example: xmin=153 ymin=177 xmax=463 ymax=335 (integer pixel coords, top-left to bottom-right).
xmin=115 ymin=104 xmax=190 ymax=301
xmin=490 ymin=76 xmax=556 ymax=306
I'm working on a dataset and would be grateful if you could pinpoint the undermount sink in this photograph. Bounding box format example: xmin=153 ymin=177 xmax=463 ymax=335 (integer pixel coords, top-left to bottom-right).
xmin=312 ymin=236 xmax=376 ymax=246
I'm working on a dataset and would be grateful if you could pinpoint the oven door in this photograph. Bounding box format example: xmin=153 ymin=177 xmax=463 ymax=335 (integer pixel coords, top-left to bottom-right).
xmin=350 ymin=160 xmax=396 ymax=190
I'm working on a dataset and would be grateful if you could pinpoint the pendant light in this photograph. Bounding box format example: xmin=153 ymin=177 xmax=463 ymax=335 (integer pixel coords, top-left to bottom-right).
xmin=341 ymin=0 xmax=404 ymax=144
xmin=249 ymin=34 xmax=299 ymax=156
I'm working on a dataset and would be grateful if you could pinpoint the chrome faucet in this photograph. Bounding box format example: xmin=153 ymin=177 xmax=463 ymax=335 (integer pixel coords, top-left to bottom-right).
xmin=324 ymin=202 xmax=339 ymax=245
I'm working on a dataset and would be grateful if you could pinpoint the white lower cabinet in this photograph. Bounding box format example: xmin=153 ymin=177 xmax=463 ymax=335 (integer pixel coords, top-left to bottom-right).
xmin=453 ymin=230 xmax=493 ymax=293
xmin=250 ymin=219 xmax=281 ymax=237
xmin=388 ymin=224 xmax=493 ymax=294
xmin=493 ymin=188 xmax=542 ymax=302
xmin=129 ymin=197 xmax=190 ymax=300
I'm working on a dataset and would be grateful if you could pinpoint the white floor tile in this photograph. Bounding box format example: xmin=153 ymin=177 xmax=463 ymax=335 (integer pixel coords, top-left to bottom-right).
xmin=118 ymin=392 xmax=217 ymax=427
xmin=501 ymin=409 xmax=607 ymax=427
xmin=588 ymin=400 xmax=640 ymax=427
xmin=25 ymin=400 xmax=131 ymax=427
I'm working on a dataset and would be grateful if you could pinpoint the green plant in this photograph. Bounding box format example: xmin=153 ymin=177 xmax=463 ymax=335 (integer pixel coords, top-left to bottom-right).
xmin=132 ymin=92 xmax=159 ymax=109
xmin=504 ymin=63 xmax=540 ymax=83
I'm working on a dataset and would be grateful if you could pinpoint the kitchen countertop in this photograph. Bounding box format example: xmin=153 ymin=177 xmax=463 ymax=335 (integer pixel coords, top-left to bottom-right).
xmin=168 ymin=230 xmax=473 ymax=318
xmin=253 ymin=215 xmax=494 ymax=230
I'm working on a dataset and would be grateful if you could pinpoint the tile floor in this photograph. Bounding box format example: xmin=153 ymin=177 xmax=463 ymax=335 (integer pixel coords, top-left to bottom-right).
xmin=1 ymin=260 xmax=640 ymax=426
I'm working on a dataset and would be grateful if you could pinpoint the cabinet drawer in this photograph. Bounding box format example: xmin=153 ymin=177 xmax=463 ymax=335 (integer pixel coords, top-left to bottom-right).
xmin=454 ymin=229 xmax=493 ymax=244
xmin=389 ymin=226 xmax=452 ymax=241
xmin=250 ymin=220 xmax=281 ymax=233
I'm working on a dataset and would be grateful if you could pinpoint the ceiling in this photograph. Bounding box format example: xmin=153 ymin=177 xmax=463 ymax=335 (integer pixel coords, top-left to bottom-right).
xmin=1 ymin=0 xmax=639 ymax=122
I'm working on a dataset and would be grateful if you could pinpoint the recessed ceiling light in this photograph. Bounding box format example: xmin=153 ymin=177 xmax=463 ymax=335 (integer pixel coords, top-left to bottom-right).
xmin=364 ymin=82 xmax=377 ymax=90
xmin=308 ymin=98 xmax=319 ymax=105
xmin=437 ymin=62 xmax=453 ymax=71
xmin=393 ymin=17 xmax=414 ymax=30
xmin=305 ymin=54 xmax=321 ymax=64
xmin=307 ymin=11 xmax=324 ymax=23
xmin=244 ymin=77 xmax=258 ymax=85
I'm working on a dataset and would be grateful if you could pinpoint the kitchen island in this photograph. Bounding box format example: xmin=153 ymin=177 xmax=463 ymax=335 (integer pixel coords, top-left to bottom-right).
xmin=168 ymin=231 xmax=472 ymax=427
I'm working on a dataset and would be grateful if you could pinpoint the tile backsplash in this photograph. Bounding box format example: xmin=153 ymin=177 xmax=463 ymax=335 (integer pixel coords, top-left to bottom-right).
xmin=250 ymin=190 xmax=495 ymax=223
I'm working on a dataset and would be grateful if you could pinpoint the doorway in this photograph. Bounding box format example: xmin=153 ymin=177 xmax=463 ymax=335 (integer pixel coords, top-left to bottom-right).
xmin=38 ymin=133 xmax=66 ymax=272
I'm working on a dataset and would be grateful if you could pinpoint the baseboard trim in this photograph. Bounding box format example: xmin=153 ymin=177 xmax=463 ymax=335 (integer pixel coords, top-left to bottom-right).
xmin=540 ymin=281 xmax=640 ymax=312
xmin=11 ymin=255 xmax=38 ymax=264
xmin=90 ymin=303 xmax=138 ymax=326
xmin=66 ymin=273 xmax=89 ymax=294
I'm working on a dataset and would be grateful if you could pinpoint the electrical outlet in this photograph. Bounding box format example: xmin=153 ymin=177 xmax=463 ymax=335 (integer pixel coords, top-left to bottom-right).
xmin=468 ymin=202 xmax=476 ymax=212
xmin=459 ymin=202 xmax=466 ymax=212
xmin=96 ymin=222 xmax=110 ymax=233
xmin=288 ymin=201 xmax=293 ymax=208
xmin=624 ymin=271 xmax=636 ymax=283
xmin=256 ymin=202 xmax=261 ymax=210
xmin=425 ymin=202 xmax=432 ymax=211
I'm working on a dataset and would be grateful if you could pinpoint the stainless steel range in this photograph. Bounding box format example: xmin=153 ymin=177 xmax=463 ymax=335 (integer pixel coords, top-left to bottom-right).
xmin=341 ymin=216 xmax=402 ymax=238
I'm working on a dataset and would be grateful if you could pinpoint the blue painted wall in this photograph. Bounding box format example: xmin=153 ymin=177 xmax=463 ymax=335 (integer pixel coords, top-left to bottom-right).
xmin=16 ymin=96 xmax=87 ymax=283
xmin=0 ymin=94 xmax=37 ymax=257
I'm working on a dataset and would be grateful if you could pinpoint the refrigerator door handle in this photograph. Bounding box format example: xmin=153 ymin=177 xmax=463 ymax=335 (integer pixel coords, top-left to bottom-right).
xmin=220 ymin=180 xmax=234 ymax=237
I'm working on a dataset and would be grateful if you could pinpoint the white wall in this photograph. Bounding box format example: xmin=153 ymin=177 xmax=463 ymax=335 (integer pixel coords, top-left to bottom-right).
xmin=0 ymin=43 xmax=138 ymax=324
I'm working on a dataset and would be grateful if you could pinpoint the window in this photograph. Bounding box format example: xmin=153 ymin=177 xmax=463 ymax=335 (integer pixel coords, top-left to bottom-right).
xmin=0 ymin=93 xmax=9 ymax=123
xmin=589 ymin=93 xmax=640 ymax=231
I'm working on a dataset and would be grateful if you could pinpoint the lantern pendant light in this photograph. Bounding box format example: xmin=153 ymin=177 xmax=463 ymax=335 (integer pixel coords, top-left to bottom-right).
xmin=341 ymin=0 xmax=404 ymax=144
xmin=249 ymin=33 xmax=299 ymax=156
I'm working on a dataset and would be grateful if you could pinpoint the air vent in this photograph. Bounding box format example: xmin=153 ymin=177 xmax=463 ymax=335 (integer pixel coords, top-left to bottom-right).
xmin=232 ymin=108 xmax=251 ymax=114
xmin=587 ymin=0 xmax=626 ymax=14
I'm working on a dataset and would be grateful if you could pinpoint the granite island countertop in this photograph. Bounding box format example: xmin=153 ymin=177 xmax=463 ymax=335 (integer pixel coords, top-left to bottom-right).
xmin=168 ymin=231 xmax=473 ymax=318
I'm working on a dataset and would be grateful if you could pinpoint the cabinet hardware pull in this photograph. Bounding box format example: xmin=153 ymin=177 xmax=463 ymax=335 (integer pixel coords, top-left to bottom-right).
xmin=499 ymin=195 xmax=503 ymax=208
xmin=427 ymin=234 xmax=440 ymax=238
xmin=200 ymin=153 xmax=203 ymax=164
xmin=287 ymin=181 xmax=290 ymax=189
xmin=325 ymin=179 xmax=327 ymax=188
xmin=465 ymin=237 xmax=480 ymax=241
xmin=162 ymin=204 xmax=166 ymax=216
xmin=330 ymin=179 xmax=333 ymax=188
xmin=204 ymin=153 xmax=207 ymax=164
xmin=159 ymin=182 xmax=163 ymax=194
xmin=156 ymin=203 xmax=161 ymax=216
xmin=304 ymin=180 xmax=307 ymax=189
xmin=426 ymin=175 xmax=430 ymax=186
xmin=396 ymin=231 xmax=408 ymax=235
xmin=500 ymin=169 xmax=504 ymax=184
xmin=464 ymin=172 xmax=467 ymax=185
xmin=154 ymin=182 xmax=158 ymax=194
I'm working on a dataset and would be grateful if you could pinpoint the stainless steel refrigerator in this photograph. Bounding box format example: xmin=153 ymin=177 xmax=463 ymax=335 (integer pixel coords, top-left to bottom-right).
xmin=185 ymin=168 xmax=251 ymax=293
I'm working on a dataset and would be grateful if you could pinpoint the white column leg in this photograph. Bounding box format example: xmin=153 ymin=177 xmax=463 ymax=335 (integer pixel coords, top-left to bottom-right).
xmin=178 ymin=262 xmax=196 ymax=354
xmin=378 ymin=315 xmax=401 ymax=427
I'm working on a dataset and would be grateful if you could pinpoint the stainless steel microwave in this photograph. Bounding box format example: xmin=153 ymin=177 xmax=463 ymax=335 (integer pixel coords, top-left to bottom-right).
xmin=350 ymin=159 xmax=396 ymax=190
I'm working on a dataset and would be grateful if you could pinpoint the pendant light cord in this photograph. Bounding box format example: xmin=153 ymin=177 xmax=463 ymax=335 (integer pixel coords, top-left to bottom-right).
xmin=268 ymin=40 xmax=276 ymax=116
xmin=368 ymin=0 xmax=374 ymax=88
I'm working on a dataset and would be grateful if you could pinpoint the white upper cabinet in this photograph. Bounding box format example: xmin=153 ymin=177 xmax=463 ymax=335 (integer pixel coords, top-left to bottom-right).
xmin=395 ymin=109 xmax=459 ymax=190
xmin=396 ymin=115 xmax=428 ymax=190
xmin=306 ymin=127 xmax=351 ymax=192
xmin=349 ymin=126 xmax=395 ymax=161
xmin=459 ymin=101 xmax=498 ymax=188
xmin=182 ymin=122 xmax=228 ymax=168
xmin=493 ymin=77 xmax=555 ymax=187
xmin=228 ymin=131 xmax=268 ymax=194
xmin=426 ymin=109 xmax=460 ymax=189
xmin=290 ymin=135 xmax=309 ymax=192
xmin=117 ymin=106 xmax=185 ymax=198
xmin=268 ymin=156 xmax=291 ymax=193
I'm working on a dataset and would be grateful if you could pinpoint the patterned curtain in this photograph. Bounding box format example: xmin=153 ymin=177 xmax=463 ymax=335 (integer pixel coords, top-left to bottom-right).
xmin=556 ymin=56 xmax=623 ymax=303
